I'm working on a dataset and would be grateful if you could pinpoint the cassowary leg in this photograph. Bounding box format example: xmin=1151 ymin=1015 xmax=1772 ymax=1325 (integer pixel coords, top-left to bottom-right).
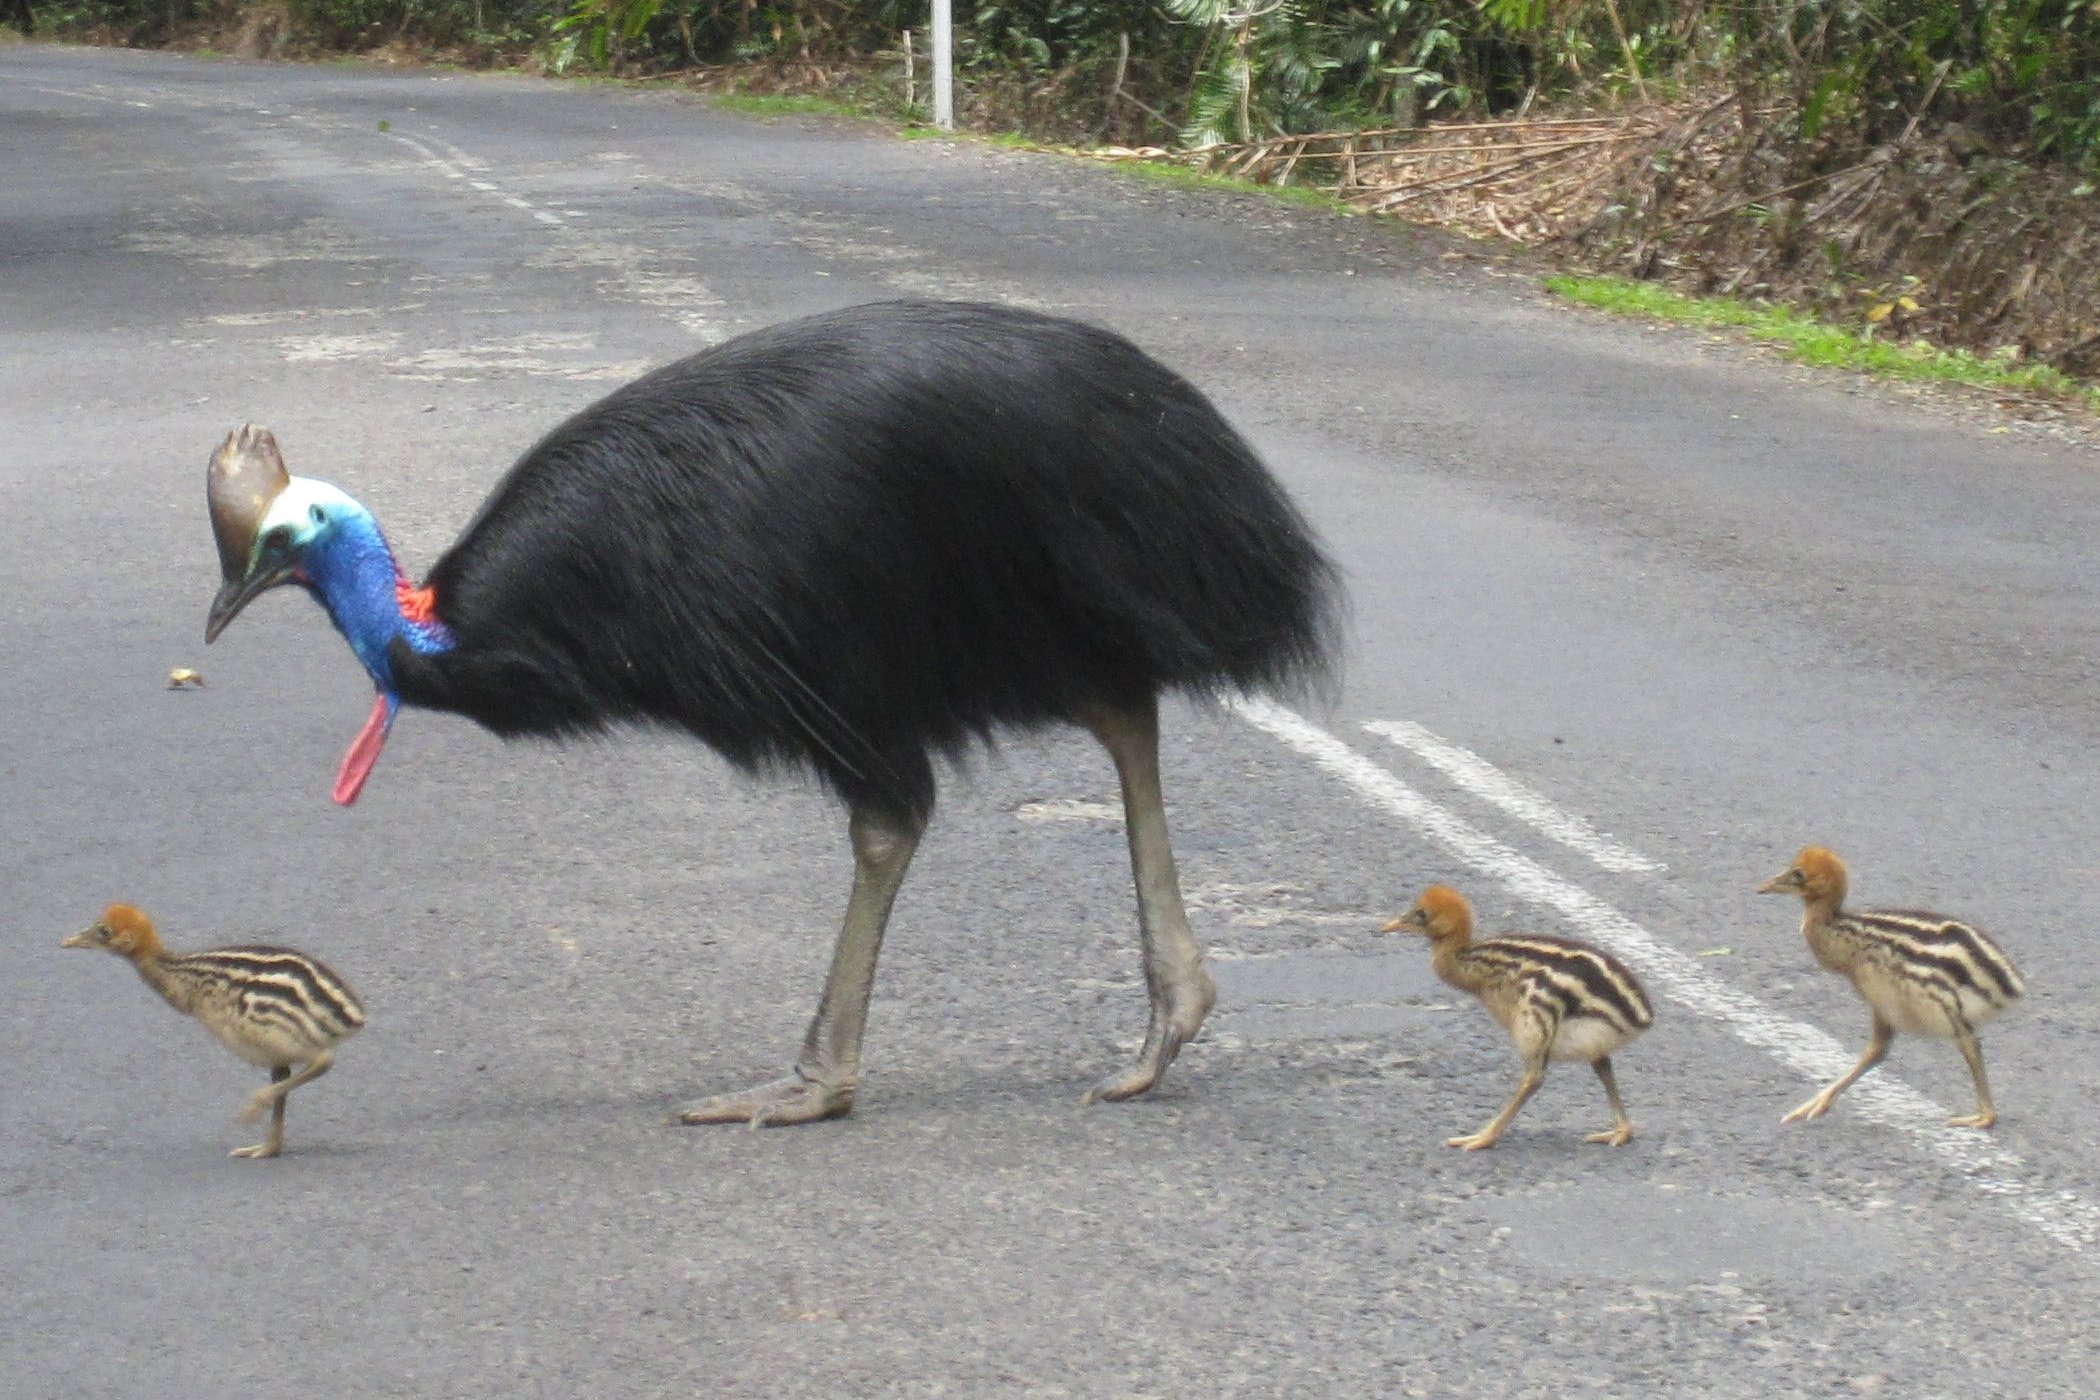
xmin=678 ymin=802 xmax=926 ymax=1128
xmin=1082 ymin=700 xmax=1217 ymax=1104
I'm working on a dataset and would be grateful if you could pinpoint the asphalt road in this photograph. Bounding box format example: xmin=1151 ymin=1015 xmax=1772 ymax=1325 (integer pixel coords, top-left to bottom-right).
xmin=6 ymin=42 xmax=2100 ymax=1398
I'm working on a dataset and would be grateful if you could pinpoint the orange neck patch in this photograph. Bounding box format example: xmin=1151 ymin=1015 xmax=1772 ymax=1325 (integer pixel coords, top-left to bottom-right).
xmin=396 ymin=579 xmax=441 ymax=625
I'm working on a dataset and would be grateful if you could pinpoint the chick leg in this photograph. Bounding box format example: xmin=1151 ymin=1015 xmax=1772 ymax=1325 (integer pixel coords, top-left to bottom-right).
xmin=1946 ymin=1023 xmax=1998 ymax=1130
xmin=1081 ymin=700 xmax=1217 ymax=1105
xmin=1583 ymin=1055 xmax=1635 ymax=1146
xmin=232 ymin=1064 xmax=296 ymax=1159
xmin=1449 ymin=1063 xmax=1545 ymax=1151
xmin=680 ymin=802 xmax=926 ymax=1128
xmin=1784 ymin=1016 xmax=1892 ymax=1124
xmin=239 ymin=1051 xmax=333 ymax=1120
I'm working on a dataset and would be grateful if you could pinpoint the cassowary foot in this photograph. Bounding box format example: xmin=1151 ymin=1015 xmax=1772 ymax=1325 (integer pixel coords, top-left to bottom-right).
xmin=1083 ymin=968 xmax=1216 ymax=1105
xmin=1084 ymin=1047 xmax=1181 ymax=1105
xmin=676 ymin=1069 xmax=855 ymax=1128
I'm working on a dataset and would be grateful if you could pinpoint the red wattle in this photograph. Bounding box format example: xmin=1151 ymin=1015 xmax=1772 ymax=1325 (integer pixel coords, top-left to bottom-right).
xmin=334 ymin=693 xmax=394 ymax=806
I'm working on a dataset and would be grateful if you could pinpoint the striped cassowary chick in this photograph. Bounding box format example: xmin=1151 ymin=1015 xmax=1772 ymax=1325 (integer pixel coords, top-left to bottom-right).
xmin=1760 ymin=846 xmax=2023 ymax=1129
xmin=1384 ymin=885 xmax=1653 ymax=1150
xmin=63 ymin=904 xmax=365 ymax=1158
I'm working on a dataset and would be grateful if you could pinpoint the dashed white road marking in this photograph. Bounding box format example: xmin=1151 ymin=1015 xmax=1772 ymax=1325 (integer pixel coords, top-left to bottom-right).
xmin=431 ymin=136 xmax=491 ymax=172
xmin=381 ymin=129 xmax=724 ymax=342
xmin=387 ymin=133 xmax=570 ymax=227
xmin=30 ymin=85 xmax=149 ymax=107
xmin=1364 ymin=719 xmax=1663 ymax=874
xmin=1236 ymin=696 xmax=2100 ymax=1253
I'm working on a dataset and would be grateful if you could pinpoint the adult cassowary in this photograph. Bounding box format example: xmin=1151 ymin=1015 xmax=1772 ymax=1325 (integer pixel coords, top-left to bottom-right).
xmin=205 ymin=299 xmax=1338 ymax=1125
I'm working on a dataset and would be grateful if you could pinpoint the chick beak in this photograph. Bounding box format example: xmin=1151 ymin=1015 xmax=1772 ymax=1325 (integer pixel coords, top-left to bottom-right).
xmin=60 ymin=926 xmax=100 ymax=950
xmin=1379 ymin=914 xmax=1412 ymax=935
xmin=1756 ymin=872 xmax=1792 ymax=895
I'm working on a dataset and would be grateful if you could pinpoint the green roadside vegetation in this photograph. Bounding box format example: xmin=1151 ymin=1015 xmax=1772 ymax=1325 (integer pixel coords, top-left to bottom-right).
xmin=1099 ymin=158 xmax=1353 ymax=214
xmin=1546 ymin=276 xmax=2100 ymax=415
xmin=708 ymin=91 xmax=866 ymax=120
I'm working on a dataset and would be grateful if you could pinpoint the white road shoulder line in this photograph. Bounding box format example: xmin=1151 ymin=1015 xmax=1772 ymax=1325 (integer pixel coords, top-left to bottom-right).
xmin=1365 ymin=719 xmax=1662 ymax=874
xmin=1237 ymin=697 xmax=2099 ymax=1253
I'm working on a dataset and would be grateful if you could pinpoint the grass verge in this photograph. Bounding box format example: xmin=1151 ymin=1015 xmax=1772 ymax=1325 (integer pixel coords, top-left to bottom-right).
xmin=1545 ymin=274 xmax=2099 ymax=413
xmin=898 ymin=127 xmax=1034 ymax=147
xmin=707 ymin=91 xmax=873 ymax=121
xmin=1102 ymin=158 xmax=1353 ymax=214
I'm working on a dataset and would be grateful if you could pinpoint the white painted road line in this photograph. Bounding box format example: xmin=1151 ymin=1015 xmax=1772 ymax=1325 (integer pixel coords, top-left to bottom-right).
xmin=1236 ymin=696 xmax=2100 ymax=1253
xmin=381 ymin=130 xmax=723 ymax=344
xmin=1364 ymin=719 xmax=1664 ymax=874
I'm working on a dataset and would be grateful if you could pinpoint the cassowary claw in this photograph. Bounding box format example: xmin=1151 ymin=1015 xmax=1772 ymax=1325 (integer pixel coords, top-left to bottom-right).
xmin=1082 ymin=969 xmax=1216 ymax=1104
xmin=676 ymin=1070 xmax=855 ymax=1128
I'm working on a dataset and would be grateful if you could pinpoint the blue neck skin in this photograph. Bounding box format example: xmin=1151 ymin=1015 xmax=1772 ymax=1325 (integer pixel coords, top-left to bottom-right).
xmin=299 ymin=509 xmax=455 ymax=701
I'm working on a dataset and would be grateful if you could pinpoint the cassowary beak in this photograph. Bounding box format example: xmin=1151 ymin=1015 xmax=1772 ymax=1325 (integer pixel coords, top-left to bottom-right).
xmin=207 ymin=562 xmax=297 ymax=643
xmin=205 ymin=424 xmax=296 ymax=643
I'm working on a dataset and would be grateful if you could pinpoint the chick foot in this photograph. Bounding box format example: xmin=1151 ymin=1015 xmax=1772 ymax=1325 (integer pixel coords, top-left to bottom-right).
xmin=1446 ymin=1129 xmax=1503 ymax=1152
xmin=1781 ymin=1091 xmax=1836 ymax=1124
xmin=1585 ymin=1125 xmax=1635 ymax=1146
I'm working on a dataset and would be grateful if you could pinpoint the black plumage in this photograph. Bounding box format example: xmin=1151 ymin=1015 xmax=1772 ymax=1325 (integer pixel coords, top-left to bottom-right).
xmin=211 ymin=298 xmax=1339 ymax=1123
xmin=390 ymin=299 xmax=1337 ymax=819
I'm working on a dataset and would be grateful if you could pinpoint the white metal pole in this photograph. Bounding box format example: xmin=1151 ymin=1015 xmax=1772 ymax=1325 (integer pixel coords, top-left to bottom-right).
xmin=931 ymin=0 xmax=953 ymax=130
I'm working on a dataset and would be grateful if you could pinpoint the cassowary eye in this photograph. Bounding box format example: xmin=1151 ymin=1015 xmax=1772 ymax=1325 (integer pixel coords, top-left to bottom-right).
xmin=309 ymin=505 xmax=326 ymax=525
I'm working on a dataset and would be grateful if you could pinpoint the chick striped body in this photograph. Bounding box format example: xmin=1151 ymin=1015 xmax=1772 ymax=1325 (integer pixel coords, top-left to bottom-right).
xmin=134 ymin=945 xmax=366 ymax=1069
xmin=63 ymin=905 xmax=364 ymax=1159
xmin=1446 ymin=933 xmax=1654 ymax=1067
xmin=1761 ymin=847 xmax=2023 ymax=1130
xmin=1386 ymin=887 xmax=1653 ymax=1150
xmin=1801 ymin=909 xmax=2023 ymax=1038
